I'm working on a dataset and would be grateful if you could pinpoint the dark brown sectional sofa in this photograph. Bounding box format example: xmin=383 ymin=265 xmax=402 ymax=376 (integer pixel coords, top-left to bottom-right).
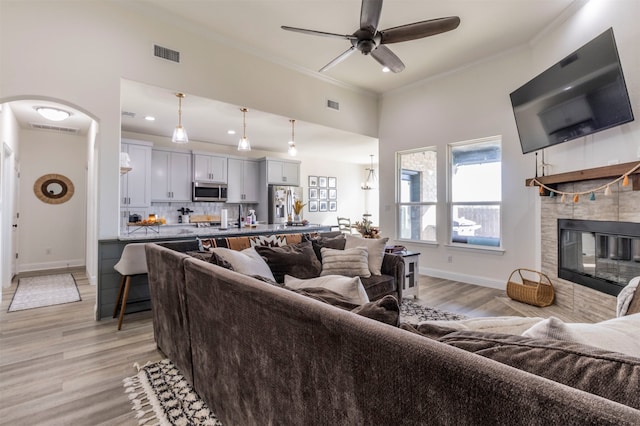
xmin=145 ymin=240 xmax=640 ymax=425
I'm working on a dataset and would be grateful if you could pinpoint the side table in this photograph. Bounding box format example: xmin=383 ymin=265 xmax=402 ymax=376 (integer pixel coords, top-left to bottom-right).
xmin=400 ymin=251 xmax=420 ymax=299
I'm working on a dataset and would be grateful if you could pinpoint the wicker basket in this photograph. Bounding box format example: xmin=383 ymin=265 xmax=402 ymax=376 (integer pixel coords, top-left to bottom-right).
xmin=506 ymin=268 xmax=555 ymax=307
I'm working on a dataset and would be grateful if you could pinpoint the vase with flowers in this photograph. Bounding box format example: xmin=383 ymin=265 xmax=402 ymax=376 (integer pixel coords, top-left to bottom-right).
xmin=354 ymin=214 xmax=380 ymax=238
xmin=292 ymin=199 xmax=306 ymax=223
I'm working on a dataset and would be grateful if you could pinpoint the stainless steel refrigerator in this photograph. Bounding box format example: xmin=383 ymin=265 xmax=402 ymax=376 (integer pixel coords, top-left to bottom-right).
xmin=268 ymin=185 xmax=302 ymax=224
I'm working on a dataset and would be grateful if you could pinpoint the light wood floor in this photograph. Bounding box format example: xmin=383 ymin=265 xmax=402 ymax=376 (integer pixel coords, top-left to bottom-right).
xmin=0 ymin=269 xmax=589 ymax=425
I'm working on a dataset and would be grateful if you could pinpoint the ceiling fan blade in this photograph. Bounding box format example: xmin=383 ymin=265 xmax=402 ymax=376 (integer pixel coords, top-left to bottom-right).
xmin=281 ymin=26 xmax=356 ymax=41
xmin=360 ymin=0 xmax=383 ymax=33
xmin=319 ymin=46 xmax=357 ymax=72
xmin=370 ymin=45 xmax=405 ymax=73
xmin=380 ymin=16 xmax=460 ymax=44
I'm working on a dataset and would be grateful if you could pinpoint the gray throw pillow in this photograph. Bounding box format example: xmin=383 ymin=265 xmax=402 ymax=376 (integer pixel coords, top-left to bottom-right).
xmin=255 ymin=240 xmax=321 ymax=284
xmin=320 ymin=247 xmax=371 ymax=278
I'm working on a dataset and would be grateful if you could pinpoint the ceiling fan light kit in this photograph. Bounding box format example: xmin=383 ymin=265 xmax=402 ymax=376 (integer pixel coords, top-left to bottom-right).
xmin=171 ymin=92 xmax=189 ymax=144
xmin=238 ymin=107 xmax=251 ymax=151
xmin=282 ymin=0 xmax=460 ymax=73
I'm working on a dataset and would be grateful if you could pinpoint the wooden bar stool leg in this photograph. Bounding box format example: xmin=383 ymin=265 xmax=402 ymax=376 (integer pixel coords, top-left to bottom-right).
xmin=117 ymin=276 xmax=132 ymax=330
xmin=113 ymin=275 xmax=126 ymax=318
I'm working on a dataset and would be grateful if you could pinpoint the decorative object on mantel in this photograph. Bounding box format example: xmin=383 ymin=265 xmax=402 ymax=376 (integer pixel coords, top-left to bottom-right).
xmin=287 ymin=119 xmax=297 ymax=156
xmin=361 ymin=155 xmax=377 ymax=190
xmin=33 ymin=173 xmax=74 ymax=204
xmin=526 ymin=161 xmax=640 ymax=202
xmin=237 ymin=107 xmax=251 ymax=151
xmin=171 ymin=92 xmax=189 ymax=144
xmin=354 ymin=214 xmax=380 ymax=238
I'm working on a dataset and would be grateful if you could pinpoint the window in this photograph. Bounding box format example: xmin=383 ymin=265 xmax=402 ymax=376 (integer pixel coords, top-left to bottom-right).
xmin=448 ymin=137 xmax=501 ymax=247
xmin=396 ymin=148 xmax=437 ymax=242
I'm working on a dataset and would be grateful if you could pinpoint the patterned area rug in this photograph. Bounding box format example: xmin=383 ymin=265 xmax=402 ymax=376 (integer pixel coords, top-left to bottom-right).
xmin=400 ymin=298 xmax=468 ymax=323
xmin=124 ymin=359 xmax=221 ymax=425
xmin=124 ymin=302 xmax=466 ymax=425
xmin=8 ymin=273 xmax=81 ymax=312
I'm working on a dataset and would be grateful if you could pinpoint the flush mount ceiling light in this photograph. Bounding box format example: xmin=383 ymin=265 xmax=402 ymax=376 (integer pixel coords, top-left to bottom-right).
xmin=361 ymin=155 xmax=377 ymax=190
xmin=288 ymin=119 xmax=297 ymax=157
xmin=171 ymin=92 xmax=189 ymax=144
xmin=35 ymin=106 xmax=71 ymax=121
xmin=237 ymin=107 xmax=251 ymax=151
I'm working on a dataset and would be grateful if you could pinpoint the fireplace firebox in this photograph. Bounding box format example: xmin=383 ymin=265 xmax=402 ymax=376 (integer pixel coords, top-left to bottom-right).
xmin=558 ymin=219 xmax=640 ymax=296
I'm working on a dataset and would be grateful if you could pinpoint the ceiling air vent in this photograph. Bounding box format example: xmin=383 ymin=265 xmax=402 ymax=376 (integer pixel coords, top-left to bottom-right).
xmin=29 ymin=122 xmax=79 ymax=134
xmin=154 ymin=44 xmax=180 ymax=63
xmin=122 ymin=111 xmax=136 ymax=118
xmin=327 ymin=99 xmax=340 ymax=111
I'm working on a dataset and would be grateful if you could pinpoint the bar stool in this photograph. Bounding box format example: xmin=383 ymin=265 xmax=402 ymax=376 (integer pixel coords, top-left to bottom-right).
xmin=113 ymin=243 xmax=148 ymax=330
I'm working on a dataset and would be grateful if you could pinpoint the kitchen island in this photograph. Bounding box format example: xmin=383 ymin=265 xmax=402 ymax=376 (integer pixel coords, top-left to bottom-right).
xmin=97 ymin=223 xmax=332 ymax=320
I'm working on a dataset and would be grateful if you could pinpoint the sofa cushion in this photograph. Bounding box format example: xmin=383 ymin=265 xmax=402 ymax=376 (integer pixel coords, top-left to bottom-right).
xmin=320 ymin=247 xmax=371 ymax=278
xmin=344 ymin=234 xmax=389 ymax=276
xmin=403 ymin=324 xmax=640 ymax=410
xmin=254 ymin=240 xmax=321 ymax=283
xmin=311 ymin=234 xmax=346 ymax=262
xmin=284 ymin=274 xmax=369 ymax=305
xmin=210 ymin=247 xmax=276 ymax=283
xmin=521 ymin=313 xmax=640 ymax=357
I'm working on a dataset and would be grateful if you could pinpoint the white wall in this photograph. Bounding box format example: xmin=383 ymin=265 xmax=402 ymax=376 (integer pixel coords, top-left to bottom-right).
xmin=17 ymin=129 xmax=87 ymax=272
xmin=378 ymin=0 xmax=640 ymax=288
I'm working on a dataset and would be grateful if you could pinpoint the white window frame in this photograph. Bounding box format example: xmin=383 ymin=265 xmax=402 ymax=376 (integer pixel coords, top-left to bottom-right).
xmin=395 ymin=147 xmax=437 ymax=244
xmin=447 ymin=136 xmax=503 ymax=251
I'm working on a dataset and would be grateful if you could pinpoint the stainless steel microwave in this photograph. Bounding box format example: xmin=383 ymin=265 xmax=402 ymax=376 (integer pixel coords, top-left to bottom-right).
xmin=192 ymin=182 xmax=227 ymax=202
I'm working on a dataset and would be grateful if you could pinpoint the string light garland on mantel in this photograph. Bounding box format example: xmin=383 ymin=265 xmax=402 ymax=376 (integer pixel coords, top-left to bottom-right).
xmin=528 ymin=161 xmax=640 ymax=202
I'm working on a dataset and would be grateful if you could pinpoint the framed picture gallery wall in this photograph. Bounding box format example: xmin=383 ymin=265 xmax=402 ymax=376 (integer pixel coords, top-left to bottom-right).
xmin=308 ymin=175 xmax=337 ymax=212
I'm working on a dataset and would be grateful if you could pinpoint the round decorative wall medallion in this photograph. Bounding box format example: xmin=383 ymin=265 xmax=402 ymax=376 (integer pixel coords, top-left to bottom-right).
xmin=33 ymin=174 xmax=75 ymax=204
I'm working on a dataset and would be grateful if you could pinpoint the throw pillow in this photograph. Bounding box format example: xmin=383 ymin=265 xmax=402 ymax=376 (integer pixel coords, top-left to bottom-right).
xmin=284 ymin=274 xmax=369 ymax=305
xmin=185 ymin=251 xmax=212 ymax=262
xmin=311 ymin=234 xmax=346 ymax=262
xmin=351 ymin=295 xmax=400 ymax=327
xmin=521 ymin=313 xmax=640 ymax=357
xmin=344 ymin=234 xmax=389 ymax=276
xmin=320 ymin=247 xmax=371 ymax=278
xmin=254 ymin=240 xmax=321 ymax=284
xmin=432 ymin=330 xmax=640 ymax=410
xmin=210 ymin=247 xmax=276 ymax=283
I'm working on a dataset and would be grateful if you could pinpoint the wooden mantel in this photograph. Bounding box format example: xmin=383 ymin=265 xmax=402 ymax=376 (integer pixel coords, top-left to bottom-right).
xmin=525 ymin=161 xmax=640 ymax=192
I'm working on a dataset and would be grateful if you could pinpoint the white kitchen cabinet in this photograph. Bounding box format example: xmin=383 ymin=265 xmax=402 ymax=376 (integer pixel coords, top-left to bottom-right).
xmin=151 ymin=149 xmax=192 ymax=202
xmin=120 ymin=141 xmax=152 ymax=208
xmin=193 ymin=153 xmax=227 ymax=183
xmin=227 ymin=158 xmax=259 ymax=203
xmin=266 ymin=159 xmax=300 ymax=186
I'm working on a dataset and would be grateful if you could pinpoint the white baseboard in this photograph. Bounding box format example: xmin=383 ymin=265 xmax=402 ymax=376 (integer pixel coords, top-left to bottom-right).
xmin=18 ymin=259 xmax=84 ymax=273
xmin=421 ymin=266 xmax=505 ymax=290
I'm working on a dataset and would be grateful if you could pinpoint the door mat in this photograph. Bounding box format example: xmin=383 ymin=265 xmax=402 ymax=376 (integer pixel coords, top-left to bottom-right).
xmin=8 ymin=273 xmax=81 ymax=312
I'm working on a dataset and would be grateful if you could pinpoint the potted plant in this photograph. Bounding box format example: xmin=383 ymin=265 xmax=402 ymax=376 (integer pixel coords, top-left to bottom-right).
xmin=292 ymin=199 xmax=306 ymax=223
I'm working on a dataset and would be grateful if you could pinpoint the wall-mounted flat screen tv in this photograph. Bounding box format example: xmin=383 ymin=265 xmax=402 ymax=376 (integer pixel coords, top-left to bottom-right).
xmin=510 ymin=28 xmax=634 ymax=154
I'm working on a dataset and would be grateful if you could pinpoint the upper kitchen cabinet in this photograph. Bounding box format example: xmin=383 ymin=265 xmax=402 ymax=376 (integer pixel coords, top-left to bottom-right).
xmin=120 ymin=140 xmax=152 ymax=208
xmin=265 ymin=158 xmax=300 ymax=186
xmin=151 ymin=149 xmax=192 ymax=202
xmin=227 ymin=158 xmax=260 ymax=203
xmin=193 ymin=153 xmax=227 ymax=183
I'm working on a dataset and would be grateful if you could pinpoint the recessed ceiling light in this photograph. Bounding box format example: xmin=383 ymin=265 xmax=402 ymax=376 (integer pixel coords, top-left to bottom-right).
xmin=227 ymin=130 xmax=236 ymax=135
xmin=35 ymin=106 xmax=71 ymax=121
xmin=144 ymin=115 xmax=156 ymax=121
xmin=382 ymin=67 xmax=391 ymax=73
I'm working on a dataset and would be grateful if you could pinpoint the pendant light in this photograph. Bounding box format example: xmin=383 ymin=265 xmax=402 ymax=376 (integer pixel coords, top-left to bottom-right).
xmin=237 ymin=107 xmax=251 ymax=151
xmin=171 ymin=93 xmax=189 ymax=144
xmin=288 ymin=119 xmax=297 ymax=156
xmin=361 ymin=155 xmax=377 ymax=190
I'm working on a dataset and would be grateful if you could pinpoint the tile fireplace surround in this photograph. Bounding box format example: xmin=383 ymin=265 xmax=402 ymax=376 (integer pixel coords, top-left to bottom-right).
xmin=539 ymin=169 xmax=640 ymax=322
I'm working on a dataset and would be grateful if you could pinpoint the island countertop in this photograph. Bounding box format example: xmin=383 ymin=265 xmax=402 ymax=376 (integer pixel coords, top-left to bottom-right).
xmin=117 ymin=223 xmax=333 ymax=241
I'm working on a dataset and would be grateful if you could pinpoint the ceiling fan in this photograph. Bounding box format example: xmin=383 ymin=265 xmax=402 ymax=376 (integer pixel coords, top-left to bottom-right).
xmin=281 ymin=0 xmax=460 ymax=73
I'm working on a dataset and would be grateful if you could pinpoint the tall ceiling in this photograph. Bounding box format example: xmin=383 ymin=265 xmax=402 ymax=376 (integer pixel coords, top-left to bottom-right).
xmin=10 ymin=0 xmax=580 ymax=163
